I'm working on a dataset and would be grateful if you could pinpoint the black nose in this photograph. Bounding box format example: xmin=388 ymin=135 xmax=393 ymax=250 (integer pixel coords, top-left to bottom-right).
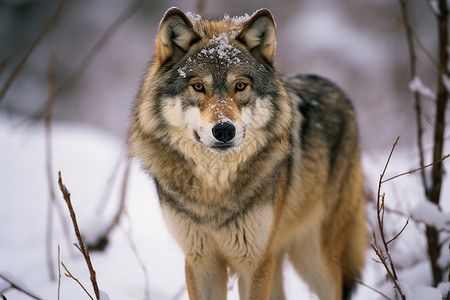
xmin=212 ymin=122 xmax=236 ymax=143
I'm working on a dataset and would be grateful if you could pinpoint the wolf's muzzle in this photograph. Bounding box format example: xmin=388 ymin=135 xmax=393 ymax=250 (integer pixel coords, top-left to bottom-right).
xmin=212 ymin=122 xmax=235 ymax=143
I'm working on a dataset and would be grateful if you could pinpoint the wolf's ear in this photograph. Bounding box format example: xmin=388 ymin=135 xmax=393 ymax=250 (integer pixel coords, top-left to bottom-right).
xmin=156 ymin=8 xmax=200 ymax=66
xmin=237 ymin=9 xmax=276 ymax=65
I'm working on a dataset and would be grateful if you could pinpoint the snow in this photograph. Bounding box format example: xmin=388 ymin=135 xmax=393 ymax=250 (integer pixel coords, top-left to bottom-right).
xmin=185 ymin=11 xmax=201 ymax=24
xmin=412 ymin=286 xmax=442 ymax=300
xmin=0 ymin=111 xmax=449 ymax=300
xmin=408 ymin=76 xmax=436 ymax=100
xmin=177 ymin=66 xmax=187 ymax=78
xmin=429 ymin=0 xmax=440 ymax=15
xmin=443 ymin=74 xmax=450 ymax=93
xmin=198 ymin=33 xmax=242 ymax=66
xmin=437 ymin=282 xmax=450 ymax=295
xmin=99 ymin=290 xmax=110 ymax=300
xmin=223 ymin=12 xmax=251 ymax=24
xmin=410 ymin=200 xmax=450 ymax=231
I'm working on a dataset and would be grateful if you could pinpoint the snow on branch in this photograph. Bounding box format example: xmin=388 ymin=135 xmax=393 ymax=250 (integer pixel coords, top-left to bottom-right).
xmin=0 ymin=273 xmax=43 ymax=300
xmin=411 ymin=201 xmax=450 ymax=232
xmin=408 ymin=76 xmax=436 ymax=100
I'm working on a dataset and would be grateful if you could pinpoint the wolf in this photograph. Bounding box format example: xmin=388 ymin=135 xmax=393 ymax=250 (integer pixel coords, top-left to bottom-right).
xmin=128 ymin=7 xmax=366 ymax=300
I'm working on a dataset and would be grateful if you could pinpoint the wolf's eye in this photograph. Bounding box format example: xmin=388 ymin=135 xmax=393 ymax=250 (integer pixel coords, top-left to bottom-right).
xmin=235 ymin=82 xmax=248 ymax=92
xmin=192 ymin=82 xmax=205 ymax=93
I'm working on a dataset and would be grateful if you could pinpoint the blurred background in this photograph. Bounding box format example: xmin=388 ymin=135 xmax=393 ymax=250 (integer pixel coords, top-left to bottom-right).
xmin=0 ymin=0 xmax=438 ymax=152
xmin=1 ymin=1 xmax=447 ymax=299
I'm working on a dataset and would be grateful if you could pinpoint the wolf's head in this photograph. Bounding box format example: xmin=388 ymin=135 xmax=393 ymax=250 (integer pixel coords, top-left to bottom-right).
xmin=134 ymin=8 xmax=291 ymax=158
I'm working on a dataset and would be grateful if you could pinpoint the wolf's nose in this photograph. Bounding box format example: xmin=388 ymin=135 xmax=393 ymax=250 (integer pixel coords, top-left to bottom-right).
xmin=212 ymin=122 xmax=235 ymax=143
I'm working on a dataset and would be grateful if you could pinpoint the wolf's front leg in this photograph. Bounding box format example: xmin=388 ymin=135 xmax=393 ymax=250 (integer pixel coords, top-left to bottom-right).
xmin=185 ymin=258 xmax=228 ymax=300
xmin=238 ymin=253 xmax=275 ymax=300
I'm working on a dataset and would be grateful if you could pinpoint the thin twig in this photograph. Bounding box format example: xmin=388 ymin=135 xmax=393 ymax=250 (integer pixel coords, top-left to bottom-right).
xmin=367 ymin=201 xmax=450 ymax=233
xmin=55 ymin=0 xmax=144 ymax=97
xmin=120 ymin=182 xmax=150 ymax=300
xmin=329 ymin=254 xmax=393 ymax=300
xmin=374 ymin=137 xmax=406 ymax=300
xmin=379 ymin=137 xmax=399 ymax=181
xmin=122 ymin=219 xmax=150 ymax=300
xmin=411 ymin=30 xmax=439 ymax=69
xmin=61 ymin=262 xmax=94 ymax=300
xmin=371 ymin=243 xmax=397 ymax=283
xmin=387 ymin=218 xmax=410 ymax=245
xmin=45 ymin=56 xmax=57 ymax=281
xmin=58 ymin=245 xmax=61 ymax=300
xmin=0 ymin=59 xmax=8 ymax=78
xmin=398 ymin=0 xmax=428 ymax=197
xmin=427 ymin=0 xmax=449 ymax=285
xmin=353 ymin=277 xmax=392 ymax=300
xmin=0 ymin=0 xmax=65 ymax=101
xmin=448 ymin=242 xmax=450 ymax=300
xmin=22 ymin=0 xmax=145 ymax=124
xmin=95 ymin=151 xmax=125 ymax=215
xmin=105 ymin=159 xmax=130 ymax=235
xmin=58 ymin=172 xmax=100 ymax=299
xmin=44 ymin=55 xmax=75 ymax=263
xmin=381 ymin=153 xmax=450 ymax=183
xmin=170 ymin=285 xmax=187 ymax=300
xmin=88 ymin=156 xmax=131 ymax=251
xmin=0 ymin=274 xmax=43 ymax=300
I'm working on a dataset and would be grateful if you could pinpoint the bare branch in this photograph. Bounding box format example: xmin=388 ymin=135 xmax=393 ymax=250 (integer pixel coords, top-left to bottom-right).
xmin=170 ymin=285 xmax=187 ymax=300
xmin=387 ymin=218 xmax=409 ymax=245
xmin=411 ymin=30 xmax=439 ymax=69
xmin=45 ymin=56 xmax=57 ymax=281
xmin=61 ymin=262 xmax=94 ymax=300
xmin=122 ymin=222 xmax=150 ymax=300
xmin=380 ymin=137 xmax=399 ymax=180
xmin=44 ymin=56 xmax=76 ymax=273
xmin=57 ymin=245 xmax=61 ymax=300
xmin=448 ymin=243 xmax=450 ymax=300
xmin=0 ymin=274 xmax=43 ymax=300
xmin=428 ymin=0 xmax=449 ymax=285
xmin=398 ymin=0 xmax=428 ymax=197
xmin=367 ymin=201 xmax=450 ymax=233
xmin=55 ymin=0 xmax=144 ymax=97
xmin=0 ymin=59 xmax=8 ymax=78
xmin=399 ymin=0 xmax=449 ymax=285
xmin=329 ymin=249 xmax=393 ymax=300
xmin=88 ymin=156 xmax=131 ymax=251
xmin=374 ymin=137 xmax=406 ymax=300
xmin=106 ymin=159 xmax=130 ymax=234
xmin=95 ymin=151 xmax=126 ymax=214
xmin=21 ymin=0 xmax=145 ymax=125
xmin=58 ymin=172 xmax=100 ymax=299
xmin=0 ymin=0 xmax=65 ymax=101
xmin=381 ymin=153 xmax=450 ymax=183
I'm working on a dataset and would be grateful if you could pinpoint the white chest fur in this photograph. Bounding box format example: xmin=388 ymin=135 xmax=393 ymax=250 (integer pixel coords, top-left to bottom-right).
xmin=161 ymin=202 xmax=274 ymax=270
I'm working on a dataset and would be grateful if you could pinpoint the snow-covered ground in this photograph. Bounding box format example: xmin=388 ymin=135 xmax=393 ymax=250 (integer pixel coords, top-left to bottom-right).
xmin=1 ymin=112 xmax=449 ymax=299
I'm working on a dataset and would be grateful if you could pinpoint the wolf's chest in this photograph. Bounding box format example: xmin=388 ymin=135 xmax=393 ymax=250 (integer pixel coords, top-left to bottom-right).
xmin=161 ymin=201 xmax=274 ymax=267
xmin=188 ymin=148 xmax=242 ymax=191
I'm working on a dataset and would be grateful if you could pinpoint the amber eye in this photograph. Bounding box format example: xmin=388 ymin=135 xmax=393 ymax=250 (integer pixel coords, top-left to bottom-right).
xmin=192 ymin=82 xmax=205 ymax=93
xmin=235 ymin=81 xmax=248 ymax=92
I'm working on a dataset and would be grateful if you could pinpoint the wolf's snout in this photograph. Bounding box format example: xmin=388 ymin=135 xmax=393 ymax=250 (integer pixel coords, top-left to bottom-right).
xmin=212 ymin=122 xmax=235 ymax=143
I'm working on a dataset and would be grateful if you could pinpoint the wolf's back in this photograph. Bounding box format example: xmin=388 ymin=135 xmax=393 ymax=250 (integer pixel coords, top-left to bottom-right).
xmin=283 ymin=74 xmax=366 ymax=299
